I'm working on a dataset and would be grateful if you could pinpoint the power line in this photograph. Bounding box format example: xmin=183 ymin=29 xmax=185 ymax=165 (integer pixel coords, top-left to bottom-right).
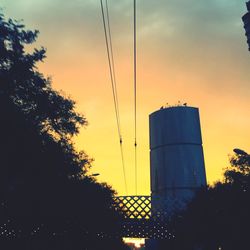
xmin=100 ymin=0 xmax=119 ymax=137
xmin=134 ymin=0 xmax=138 ymax=195
xmin=105 ymin=0 xmax=121 ymax=134
xmin=100 ymin=0 xmax=128 ymax=194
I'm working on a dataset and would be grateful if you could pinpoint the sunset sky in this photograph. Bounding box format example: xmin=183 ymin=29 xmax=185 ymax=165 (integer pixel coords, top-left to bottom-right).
xmin=2 ymin=0 xmax=250 ymax=195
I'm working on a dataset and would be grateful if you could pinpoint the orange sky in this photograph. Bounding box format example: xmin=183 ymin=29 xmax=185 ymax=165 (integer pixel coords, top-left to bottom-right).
xmin=2 ymin=0 xmax=250 ymax=195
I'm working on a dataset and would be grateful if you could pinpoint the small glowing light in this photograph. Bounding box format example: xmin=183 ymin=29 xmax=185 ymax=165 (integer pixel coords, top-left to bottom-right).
xmin=123 ymin=238 xmax=145 ymax=249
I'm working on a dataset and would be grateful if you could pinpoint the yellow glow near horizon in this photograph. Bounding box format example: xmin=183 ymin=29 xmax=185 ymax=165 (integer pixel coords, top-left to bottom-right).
xmin=2 ymin=0 xmax=250 ymax=195
xmin=123 ymin=238 xmax=145 ymax=249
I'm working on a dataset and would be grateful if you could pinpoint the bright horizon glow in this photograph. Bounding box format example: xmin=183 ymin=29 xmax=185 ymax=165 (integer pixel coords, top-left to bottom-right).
xmin=1 ymin=0 xmax=250 ymax=195
xmin=123 ymin=238 xmax=145 ymax=248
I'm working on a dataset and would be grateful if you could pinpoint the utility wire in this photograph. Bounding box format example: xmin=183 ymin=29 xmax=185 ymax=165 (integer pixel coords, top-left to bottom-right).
xmin=134 ymin=0 xmax=138 ymax=195
xmin=105 ymin=0 xmax=128 ymax=195
xmin=100 ymin=0 xmax=128 ymax=194
xmin=100 ymin=0 xmax=119 ymax=137
xmin=105 ymin=0 xmax=121 ymax=134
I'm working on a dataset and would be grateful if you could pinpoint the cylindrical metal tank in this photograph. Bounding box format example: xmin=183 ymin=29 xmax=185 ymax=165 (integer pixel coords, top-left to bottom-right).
xmin=149 ymin=106 xmax=206 ymax=217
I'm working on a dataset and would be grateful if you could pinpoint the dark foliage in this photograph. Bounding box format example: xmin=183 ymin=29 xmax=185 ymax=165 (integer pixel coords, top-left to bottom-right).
xmin=159 ymin=149 xmax=250 ymax=250
xmin=0 ymin=13 xmax=127 ymax=249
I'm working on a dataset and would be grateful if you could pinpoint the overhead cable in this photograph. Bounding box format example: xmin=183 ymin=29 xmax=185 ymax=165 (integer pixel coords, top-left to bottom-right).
xmin=134 ymin=0 xmax=138 ymax=195
xmin=100 ymin=0 xmax=128 ymax=194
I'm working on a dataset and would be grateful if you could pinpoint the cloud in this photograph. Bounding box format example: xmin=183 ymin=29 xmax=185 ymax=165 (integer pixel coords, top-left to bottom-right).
xmin=1 ymin=0 xmax=249 ymax=93
xmin=1 ymin=0 xmax=246 ymax=47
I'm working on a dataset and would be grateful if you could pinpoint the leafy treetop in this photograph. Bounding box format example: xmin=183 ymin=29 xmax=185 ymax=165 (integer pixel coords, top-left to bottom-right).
xmin=0 ymin=13 xmax=85 ymax=142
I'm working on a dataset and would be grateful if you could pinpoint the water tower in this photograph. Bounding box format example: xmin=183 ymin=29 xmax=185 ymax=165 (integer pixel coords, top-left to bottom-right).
xmin=149 ymin=106 xmax=207 ymax=217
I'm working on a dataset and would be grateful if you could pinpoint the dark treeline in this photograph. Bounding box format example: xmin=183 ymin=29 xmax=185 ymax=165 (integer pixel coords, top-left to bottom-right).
xmin=159 ymin=149 xmax=250 ymax=250
xmin=0 ymin=12 xmax=129 ymax=250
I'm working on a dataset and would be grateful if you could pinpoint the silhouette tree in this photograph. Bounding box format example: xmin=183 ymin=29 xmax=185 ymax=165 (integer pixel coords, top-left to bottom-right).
xmin=159 ymin=149 xmax=250 ymax=250
xmin=224 ymin=148 xmax=250 ymax=188
xmin=0 ymin=12 xmax=128 ymax=250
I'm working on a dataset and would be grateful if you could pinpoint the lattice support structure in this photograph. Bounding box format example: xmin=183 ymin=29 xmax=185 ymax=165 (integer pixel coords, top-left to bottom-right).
xmin=113 ymin=196 xmax=151 ymax=219
xmin=113 ymin=196 xmax=175 ymax=239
